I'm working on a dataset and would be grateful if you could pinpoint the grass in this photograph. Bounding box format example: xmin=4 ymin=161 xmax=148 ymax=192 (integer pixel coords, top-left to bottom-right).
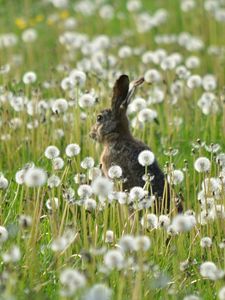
xmin=0 ymin=0 xmax=225 ymax=299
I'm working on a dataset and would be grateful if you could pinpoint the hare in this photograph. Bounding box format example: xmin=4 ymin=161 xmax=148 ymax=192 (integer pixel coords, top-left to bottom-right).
xmin=90 ymin=74 xmax=175 ymax=212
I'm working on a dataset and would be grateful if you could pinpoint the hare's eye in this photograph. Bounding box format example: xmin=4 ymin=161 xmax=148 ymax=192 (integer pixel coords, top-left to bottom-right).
xmin=97 ymin=114 xmax=103 ymax=122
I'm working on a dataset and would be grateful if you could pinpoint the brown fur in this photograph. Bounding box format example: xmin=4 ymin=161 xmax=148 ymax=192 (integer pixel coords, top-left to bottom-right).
xmin=90 ymin=74 xmax=183 ymax=212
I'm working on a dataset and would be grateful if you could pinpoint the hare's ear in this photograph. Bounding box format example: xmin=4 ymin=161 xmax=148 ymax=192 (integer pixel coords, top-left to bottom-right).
xmin=111 ymin=74 xmax=129 ymax=114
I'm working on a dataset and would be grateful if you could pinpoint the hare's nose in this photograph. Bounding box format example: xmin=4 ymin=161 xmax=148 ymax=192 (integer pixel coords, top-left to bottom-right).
xmin=89 ymin=131 xmax=96 ymax=139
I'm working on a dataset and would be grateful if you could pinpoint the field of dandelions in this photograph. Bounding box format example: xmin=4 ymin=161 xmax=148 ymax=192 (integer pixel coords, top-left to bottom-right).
xmin=0 ymin=0 xmax=225 ymax=299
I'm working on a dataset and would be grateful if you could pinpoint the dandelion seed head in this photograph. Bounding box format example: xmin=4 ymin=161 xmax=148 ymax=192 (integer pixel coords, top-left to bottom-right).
xmin=218 ymin=286 xmax=225 ymax=300
xmin=84 ymin=198 xmax=96 ymax=211
xmin=84 ymin=284 xmax=112 ymax=300
xmin=204 ymin=1 xmax=219 ymax=12
xmin=141 ymin=213 xmax=158 ymax=229
xmin=53 ymin=128 xmax=65 ymax=139
xmin=200 ymin=261 xmax=224 ymax=280
xmin=38 ymin=100 xmax=49 ymax=113
xmin=127 ymin=0 xmax=142 ymax=12
xmin=205 ymin=143 xmax=221 ymax=153
xmin=202 ymin=74 xmax=217 ymax=91
xmin=46 ymin=197 xmax=59 ymax=211
xmin=108 ymin=165 xmax=122 ymax=179
xmin=78 ymin=184 xmax=93 ymax=199
xmin=197 ymin=92 xmax=218 ymax=115
xmin=2 ymin=245 xmax=21 ymax=263
xmin=79 ymin=93 xmax=95 ymax=108
xmin=176 ymin=65 xmax=190 ymax=80
xmin=138 ymin=108 xmax=158 ymax=123
xmin=137 ymin=196 xmax=155 ymax=209
xmin=129 ymin=186 xmax=146 ymax=202
xmin=51 ymin=236 xmax=67 ymax=252
xmin=0 ymin=64 xmax=10 ymax=75
xmin=94 ymin=35 xmax=110 ymax=50
xmin=213 ymin=204 xmax=225 ymax=219
xmin=60 ymin=268 xmax=86 ymax=296
xmin=74 ymin=1 xmax=95 ymax=16
xmin=52 ymin=98 xmax=68 ymax=114
xmin=134 ymin=236 xmax=151 ymax=251
xmin=9 ymin=117 xmax=23 ymax=129
xmin=201 ymin=177 xmax=221 ymax=195
xmin=116 ymin=192 xmax=128 ymax=204
xmin=22 ymin=28 xmax=37 ymax=43
xmin=47 ymin=175 xmax=61 ymax=188
xmin=167 ymin=224 xmax=178 ymax=236
xmin=180 ymin=259 xmax=190 ymax=272
xmin=119 ymin=235 xmax=136 ymax=252
xmin=198 ymin=195 xmax=215 ymax=210
xmin=170 ymin=80 xmax=184 ymax=97
xmin=200 ymin=237 xmax=212 ymax=248
xmin=105 ymin=230 xmax=114 ymax=243
xmin=104 ymin=249 xmax=124 ymax=270
xmin=148 ymin=88 xmax=164 ymax=104
xmin=127 ymin=97 xmax=146 ymax=114
xmin=185 ymin=56 xmax=200 ymax=69
xmin=24 ymin=167 xmax=47 ymax=187
xmin=81 ymin=156 xmax=95 ymax=169
xmin=187 ymin=75 xmax=202 ymax=89
xmin=138 ymin=150 xmax=155 ymax=166
xmin=160 ymin=56 xmax=177 ymax=70
xmin=92 ymin=176 xmax=113 ymax=198
xmin=181 ymin=0 xmax=196 ymax=12
xmin=52 ymin=157 xmax=64 ymax=170
xmin=118 ymin=45 xmax=132 ymax=58
xmin=65 ymin=143 xmax=81 ymax=157
xmin=144 ymin=69 xmax=162 ymax=83
xmin=219 ymin=240 xmax=225 ymax=249
xmin=51 ymin=0 xmax=68 ymax=8
xmin=61 ymin=77 xmax=74 ymax=91
xmin=159 ymin=215 xmax=170 ymax=228
xmin=142 ymin=51 xmax=155 ymax=64
xmin=88 ymin=167 xmax=102 ymax=181
xmin=155 ymin=48 xmax=167 ymax=62
xmin=168 ymin=169 xmax=184 ymax=185
xmin=194 ymin=157 xmax=211 ymax=173
xmin=1 ymin=133 xmax=11 ymax=141
xmin=99 ymin=4 xmax=114 ymax=20
xmin=198 ymin=209 xmax=215 ymax=225
xmin=23 ymin=71 xmax=37 ymax=84
xmin=45 ymin=145 xmax=60 ymax=159
xmin=172 ymin=214 xmax=196 ymax=232
xmin=0 ymin=175 xmax=8 ymax=189
xmin=0 ymin=226 xmax=8 ymax=243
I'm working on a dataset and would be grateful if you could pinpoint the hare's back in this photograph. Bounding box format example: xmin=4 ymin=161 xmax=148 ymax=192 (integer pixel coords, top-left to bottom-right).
xmin=111 ymin=139 xmax=165 ymax=194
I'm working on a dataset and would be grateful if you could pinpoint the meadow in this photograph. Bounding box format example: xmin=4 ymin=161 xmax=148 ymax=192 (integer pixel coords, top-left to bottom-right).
xmin=0 ymin=0 xmax=225 ymax=299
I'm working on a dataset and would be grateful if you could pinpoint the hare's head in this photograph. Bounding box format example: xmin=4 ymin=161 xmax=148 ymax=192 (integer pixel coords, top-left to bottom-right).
xmin=89 ymin=74 xmax=144 ymax=143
